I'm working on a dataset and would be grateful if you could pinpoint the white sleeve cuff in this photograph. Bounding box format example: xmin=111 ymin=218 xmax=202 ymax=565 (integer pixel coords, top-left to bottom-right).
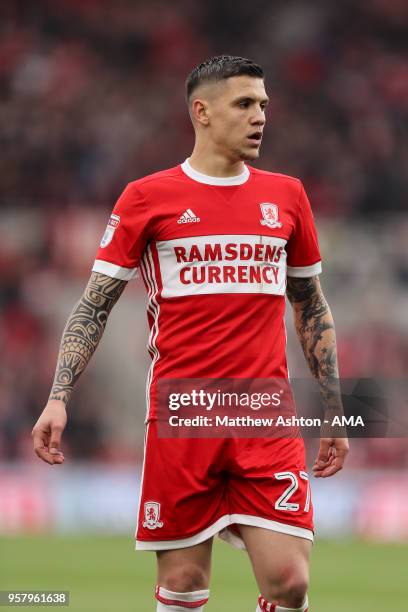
xmin=92 ymin=259 xmax=138 ymax=280
xmin=287 ymin=261 xmax=322 ymax=277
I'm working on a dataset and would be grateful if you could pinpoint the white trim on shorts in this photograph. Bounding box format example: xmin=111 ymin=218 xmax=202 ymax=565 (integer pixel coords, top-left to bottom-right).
xmin=135 ymin=513 xmax=313 ymax=551
xmin=136 ymin=515 xmax=230 ymax=551
xmin=222 ymin=514 xmax=314 ymax=547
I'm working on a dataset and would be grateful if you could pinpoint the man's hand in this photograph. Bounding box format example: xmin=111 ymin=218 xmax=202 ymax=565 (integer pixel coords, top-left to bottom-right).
xmin=31 ymin=400 xmax=67 ymax=465
xmin=312 ymin=437 xmax=349 ymax=478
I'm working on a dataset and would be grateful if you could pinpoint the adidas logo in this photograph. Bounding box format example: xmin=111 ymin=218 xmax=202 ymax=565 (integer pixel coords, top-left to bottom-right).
xmin=177 ymin=209 xmax=200 ymax=224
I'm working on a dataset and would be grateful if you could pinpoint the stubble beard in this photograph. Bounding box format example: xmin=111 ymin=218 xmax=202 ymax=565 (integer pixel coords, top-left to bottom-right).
xmin=239 ymin=146 xmax=261 ymax=162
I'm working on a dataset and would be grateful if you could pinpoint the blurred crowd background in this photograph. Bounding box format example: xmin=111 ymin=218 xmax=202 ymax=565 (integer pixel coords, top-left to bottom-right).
xmin=0 ymin=0 xmax=407 ymax=489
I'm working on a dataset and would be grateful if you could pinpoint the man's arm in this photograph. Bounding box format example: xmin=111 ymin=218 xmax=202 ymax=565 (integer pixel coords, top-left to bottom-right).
xmin=286 ymin=275 xmax=349 ymax=477
xmin=32 ymin=272 xmax=127 ymax=465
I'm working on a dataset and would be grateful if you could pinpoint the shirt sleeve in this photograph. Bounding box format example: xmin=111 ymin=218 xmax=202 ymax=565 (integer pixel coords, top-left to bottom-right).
xmin=286 ymin=182 xmax=322 ymax=277
xmin=92 ymin=183 xmax=149 ymax=280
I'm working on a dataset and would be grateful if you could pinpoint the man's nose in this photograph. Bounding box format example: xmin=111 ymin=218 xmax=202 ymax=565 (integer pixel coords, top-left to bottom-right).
xmin=251 ymin=108 xmax=266 ymax=125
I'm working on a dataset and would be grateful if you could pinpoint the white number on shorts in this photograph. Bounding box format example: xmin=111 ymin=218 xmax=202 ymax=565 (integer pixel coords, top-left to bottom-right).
xmin=299 ymin=471 xmax=311 ymax=513
xmin=274 ymin=472 xmax=299 ymax=512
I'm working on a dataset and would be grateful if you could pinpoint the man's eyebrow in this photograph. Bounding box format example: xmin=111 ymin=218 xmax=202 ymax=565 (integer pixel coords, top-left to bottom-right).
xmin=232 ymin=95 xmax=270 ymax=104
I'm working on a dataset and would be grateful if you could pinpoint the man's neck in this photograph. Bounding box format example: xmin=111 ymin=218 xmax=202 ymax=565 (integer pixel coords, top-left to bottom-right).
xmin=188 ymin=147 xmax=246 ymax=178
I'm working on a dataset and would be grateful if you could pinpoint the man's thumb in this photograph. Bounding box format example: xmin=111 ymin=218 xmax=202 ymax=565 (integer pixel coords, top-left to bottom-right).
xmin=49 ymin=426 xmax=62 ymax=452
xmin=317 ymin=439 xmax=331 ymax=463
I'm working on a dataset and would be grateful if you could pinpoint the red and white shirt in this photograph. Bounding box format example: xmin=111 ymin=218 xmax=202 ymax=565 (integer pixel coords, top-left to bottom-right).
xmin=93 ymin=159 xmax=322 ymax=420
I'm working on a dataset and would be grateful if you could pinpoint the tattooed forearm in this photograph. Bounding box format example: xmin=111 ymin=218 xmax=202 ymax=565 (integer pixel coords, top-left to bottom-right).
xmin=287 ymin=276 xmax=341 ymax=410
xmin=49 ymin=272 xmax=127 ymax=405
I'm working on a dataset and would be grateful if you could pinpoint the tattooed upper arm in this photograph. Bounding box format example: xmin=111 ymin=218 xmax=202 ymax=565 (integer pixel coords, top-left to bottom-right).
xmin=286 ymin=275 xmax=322 ymax=306
xmin=287 ymin=277 xmax=344 ymax=415
xmin=286 ymin=275 xmax=336 ymax=379
xmin=49 ymin=273 xmax=127 ymax=404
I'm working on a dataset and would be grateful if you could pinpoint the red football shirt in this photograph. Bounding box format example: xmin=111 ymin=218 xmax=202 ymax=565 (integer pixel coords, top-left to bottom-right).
xmin=93 ymin=160 xmax=322 ymax=420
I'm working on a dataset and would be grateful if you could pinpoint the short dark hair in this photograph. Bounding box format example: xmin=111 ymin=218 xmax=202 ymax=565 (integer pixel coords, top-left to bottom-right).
xmin=185 ymin=55 xmax=264 ymax=102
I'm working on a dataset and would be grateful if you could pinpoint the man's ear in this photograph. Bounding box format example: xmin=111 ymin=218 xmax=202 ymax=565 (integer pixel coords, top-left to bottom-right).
xmin=191 ymin=98 xmax=210 ymax=126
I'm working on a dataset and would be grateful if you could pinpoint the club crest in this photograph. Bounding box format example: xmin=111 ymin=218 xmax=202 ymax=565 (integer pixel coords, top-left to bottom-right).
xmin=259 ymin=203 xmax=283 ymax=229
xmin=142 ymin=501 xmax=164 ymax=530
xmin=100 ymin=213 xmax=120 ymax=248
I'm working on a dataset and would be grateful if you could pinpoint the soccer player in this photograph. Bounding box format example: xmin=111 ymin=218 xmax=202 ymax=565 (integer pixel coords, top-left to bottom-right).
xmin=32 ymin=56 xmax=349 ymax=611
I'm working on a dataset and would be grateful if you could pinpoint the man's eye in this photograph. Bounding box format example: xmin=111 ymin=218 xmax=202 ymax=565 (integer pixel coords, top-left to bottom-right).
xmin=239 ymin=101 xmax=250 ymax=108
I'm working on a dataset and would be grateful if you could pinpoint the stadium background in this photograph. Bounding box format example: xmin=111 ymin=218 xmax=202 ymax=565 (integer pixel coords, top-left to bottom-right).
xmin=0 ymin=1 xmax=407 ymax=610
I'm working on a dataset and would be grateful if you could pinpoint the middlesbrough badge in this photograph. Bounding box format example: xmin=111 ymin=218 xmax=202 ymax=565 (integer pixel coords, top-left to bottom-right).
xmin=142 ymin=501 xmax=164 ymax=530
xmin=259 ymin=203 xmax=283 ymax=229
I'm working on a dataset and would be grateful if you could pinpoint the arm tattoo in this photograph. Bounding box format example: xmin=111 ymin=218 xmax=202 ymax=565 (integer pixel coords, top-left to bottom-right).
xmin=287 ymin=276 xmax=341 ymax=410
xmin=49 ymin=272 xmax=127 ymax=405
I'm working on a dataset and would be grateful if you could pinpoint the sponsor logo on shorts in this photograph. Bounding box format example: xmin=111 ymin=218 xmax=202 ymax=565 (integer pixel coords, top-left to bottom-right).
xmin=100 ymin=213 xmax=120 ymax=248
xmin=259 ymin=203 xmax=283 ymax=229
xmin=142 ymin=501 xmax=164 ymax=530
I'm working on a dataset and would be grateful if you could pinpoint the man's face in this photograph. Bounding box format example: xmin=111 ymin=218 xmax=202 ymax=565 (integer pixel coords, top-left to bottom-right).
xmin=193 ymin=76 xmax=269 ymax=162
